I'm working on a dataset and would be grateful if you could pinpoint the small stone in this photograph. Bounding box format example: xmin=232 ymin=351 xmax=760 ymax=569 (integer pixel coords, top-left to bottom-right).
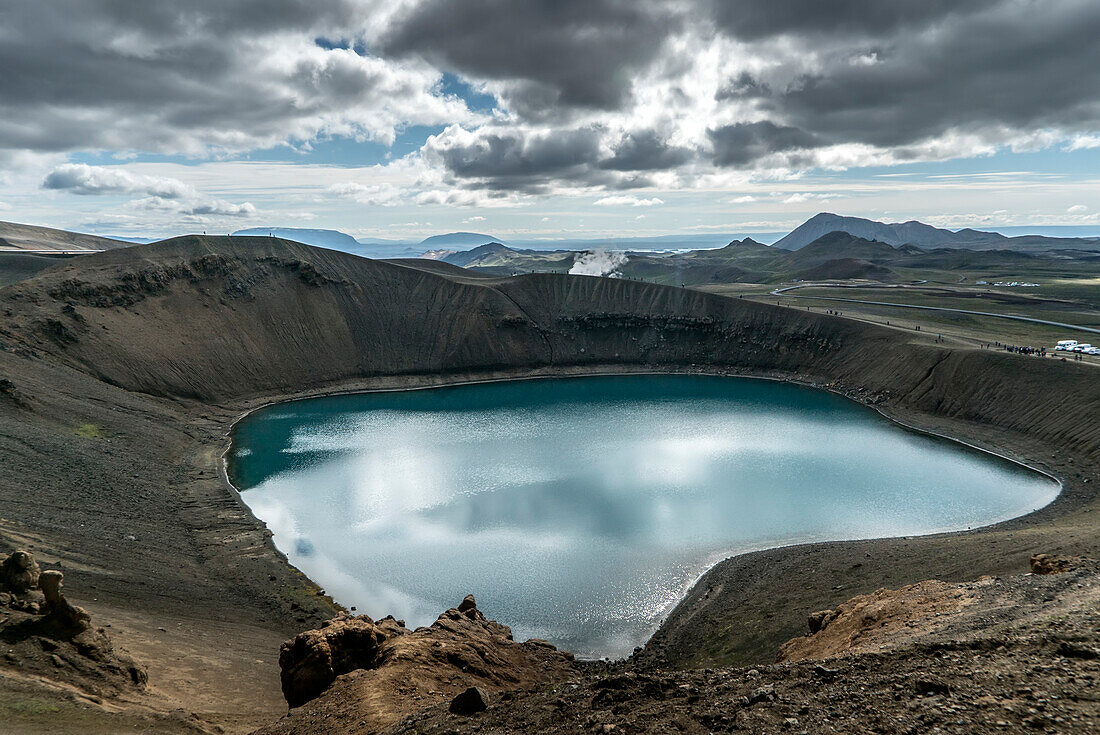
xmin=748 ymin=684 xmax=775 ymax=704
xmin=914 ymin=679 xmax=951 ymax=697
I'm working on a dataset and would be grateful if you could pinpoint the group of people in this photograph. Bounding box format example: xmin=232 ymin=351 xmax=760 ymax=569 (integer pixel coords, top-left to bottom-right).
xmin=985 ymin=341 xmax=1046 ymax=357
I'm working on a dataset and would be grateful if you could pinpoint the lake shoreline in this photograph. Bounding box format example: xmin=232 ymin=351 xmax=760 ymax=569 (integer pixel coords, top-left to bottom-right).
xmin=218 ymin=363 xmax=1066 ymax=661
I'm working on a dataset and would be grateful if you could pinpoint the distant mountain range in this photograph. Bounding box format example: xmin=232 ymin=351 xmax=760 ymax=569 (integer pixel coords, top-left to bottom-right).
xmin=3 ymin=213 xmax=1099 ymax=261
xmin=774 ymin=213 xmax=1099 ymax=252
xmin=431 ymin=229 xmax=1099 ymax=287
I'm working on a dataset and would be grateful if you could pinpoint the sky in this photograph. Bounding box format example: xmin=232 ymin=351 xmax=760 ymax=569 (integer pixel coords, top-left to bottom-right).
xmin=1 ymin=0 xmax=1099 ymax=242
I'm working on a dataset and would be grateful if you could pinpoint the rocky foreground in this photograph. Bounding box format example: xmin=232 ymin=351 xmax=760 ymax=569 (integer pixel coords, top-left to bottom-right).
xmin=257 ymin=595 xmax=577 ymax=734
xmin=248 ymin=556 xmax=1098 ymax=735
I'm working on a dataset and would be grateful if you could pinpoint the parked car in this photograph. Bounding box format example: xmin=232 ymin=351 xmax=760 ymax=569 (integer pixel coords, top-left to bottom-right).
xmin=1055 ymin=340 xmax=1078 ymax=351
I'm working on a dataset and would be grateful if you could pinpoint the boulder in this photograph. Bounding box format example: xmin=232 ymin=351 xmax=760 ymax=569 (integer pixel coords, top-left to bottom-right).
xmin=1 ymin=549 xmax=40 ymax=594
xmin=449 ymin=686 xmax=489 ymax=715
xmin=458 ymin=594 xmax=478 ymax=613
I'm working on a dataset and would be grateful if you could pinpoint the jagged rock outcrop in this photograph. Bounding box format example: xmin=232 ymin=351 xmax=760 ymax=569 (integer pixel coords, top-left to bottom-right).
xmin=39 ymin=569 xmax=93 ymax=632
xmin=262 ymin=596 xmax=576 ymax=734
xmin=0 ymin=553 xmax=147 ymax=694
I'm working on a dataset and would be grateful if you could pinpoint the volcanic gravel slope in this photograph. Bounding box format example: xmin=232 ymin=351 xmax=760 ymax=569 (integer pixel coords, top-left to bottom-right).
xmin=0 ymin=236 xmax=1097 ymax=733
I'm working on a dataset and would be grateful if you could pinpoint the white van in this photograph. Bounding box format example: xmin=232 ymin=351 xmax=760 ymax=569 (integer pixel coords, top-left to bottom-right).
xmin=1070 ymin=343 xmax=1092 ymax=352
xmin=1055 ymin=340 xmax=1078 ymax=351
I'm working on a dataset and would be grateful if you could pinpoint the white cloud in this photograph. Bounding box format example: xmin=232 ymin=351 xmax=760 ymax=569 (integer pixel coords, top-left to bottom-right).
xmin=783 ymin=192 xmax=843 ymax=204
xmin=1068 ymin=204 xmax=1088 ymax=213
xmin=1066 ymin=134 xmax=1100 ymax=151
xmin=43 ymin=163 xmax=194 ymax=198
xmin=415 ymin=188 xmax=527 ymax=208
xmin=593 ymin=195 xmax=664 ymax=207
xmin=129 ymin=196 xmax=257 ymax=218
xmin=327 ymin=181 xmax=402 ymax=207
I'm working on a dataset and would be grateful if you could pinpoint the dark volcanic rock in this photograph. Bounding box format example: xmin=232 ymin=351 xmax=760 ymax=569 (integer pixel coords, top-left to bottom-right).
xmin=449 ymin=686 xmax=489 ymax=715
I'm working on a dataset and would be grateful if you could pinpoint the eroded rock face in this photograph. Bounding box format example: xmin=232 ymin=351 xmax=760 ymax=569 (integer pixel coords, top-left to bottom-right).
xmin=807 ymin=609 xmax=837 ymax=634
xmin=265 ymin=596 xmax=577 ymax=734
xmin=39 ymin=569 xmax=92 ymax=632
xmin=0 ymin=554 xmax=147 ymax=694
xmin=279 ymin=613 xmax=407 ymax=708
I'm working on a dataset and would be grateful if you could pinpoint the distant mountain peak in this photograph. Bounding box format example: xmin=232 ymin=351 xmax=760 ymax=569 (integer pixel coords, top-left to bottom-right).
xmin=722 ymin=237 xmax=769 ymax=250
xmin=773 ymin=213 xmax=1002 ymax=251
xmin=438 ymin=242 xmax=517 ymax=268
xmin=467 ymin=241 xmax=510 ymax=253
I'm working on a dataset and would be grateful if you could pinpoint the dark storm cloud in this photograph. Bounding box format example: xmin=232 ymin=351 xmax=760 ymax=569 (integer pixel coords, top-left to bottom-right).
xmin=391 ymin=0 xmax=1100 ymax=190
xmin=733 ymin=1 xmax=1100 ymax=150
xmin=427 ymin=127 xmax=605 ymax=192
xmin=599 ymin=131 xmax=694 ymax=172
xmin=708 ymin=122 xmax=821 ymax=166
xmin=0 ymin=0 xmax=449 ymax=154
xmin=3 ymin=0 xmax=1100 ymax=196
xmin=378 ymin=0 xmax=679 ymax=114
xmin=425 ymin=126 xmax=668 ymax=192
xmin=709 ymin=0 xmax=1004 ymax=40
xmin=0 ymin=0 xmax=361 ymax=109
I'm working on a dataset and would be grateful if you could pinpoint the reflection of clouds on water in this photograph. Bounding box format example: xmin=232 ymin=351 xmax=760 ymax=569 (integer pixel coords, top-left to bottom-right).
xmin=242 ymin=486 xmax=443 ymax=627
xmin=233 ymin=377 xmax=1059 ymax=658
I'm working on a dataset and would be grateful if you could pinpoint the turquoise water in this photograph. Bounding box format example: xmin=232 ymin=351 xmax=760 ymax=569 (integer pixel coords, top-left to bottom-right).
xmin=229 ymin=375 xmax=1057 ymax=658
